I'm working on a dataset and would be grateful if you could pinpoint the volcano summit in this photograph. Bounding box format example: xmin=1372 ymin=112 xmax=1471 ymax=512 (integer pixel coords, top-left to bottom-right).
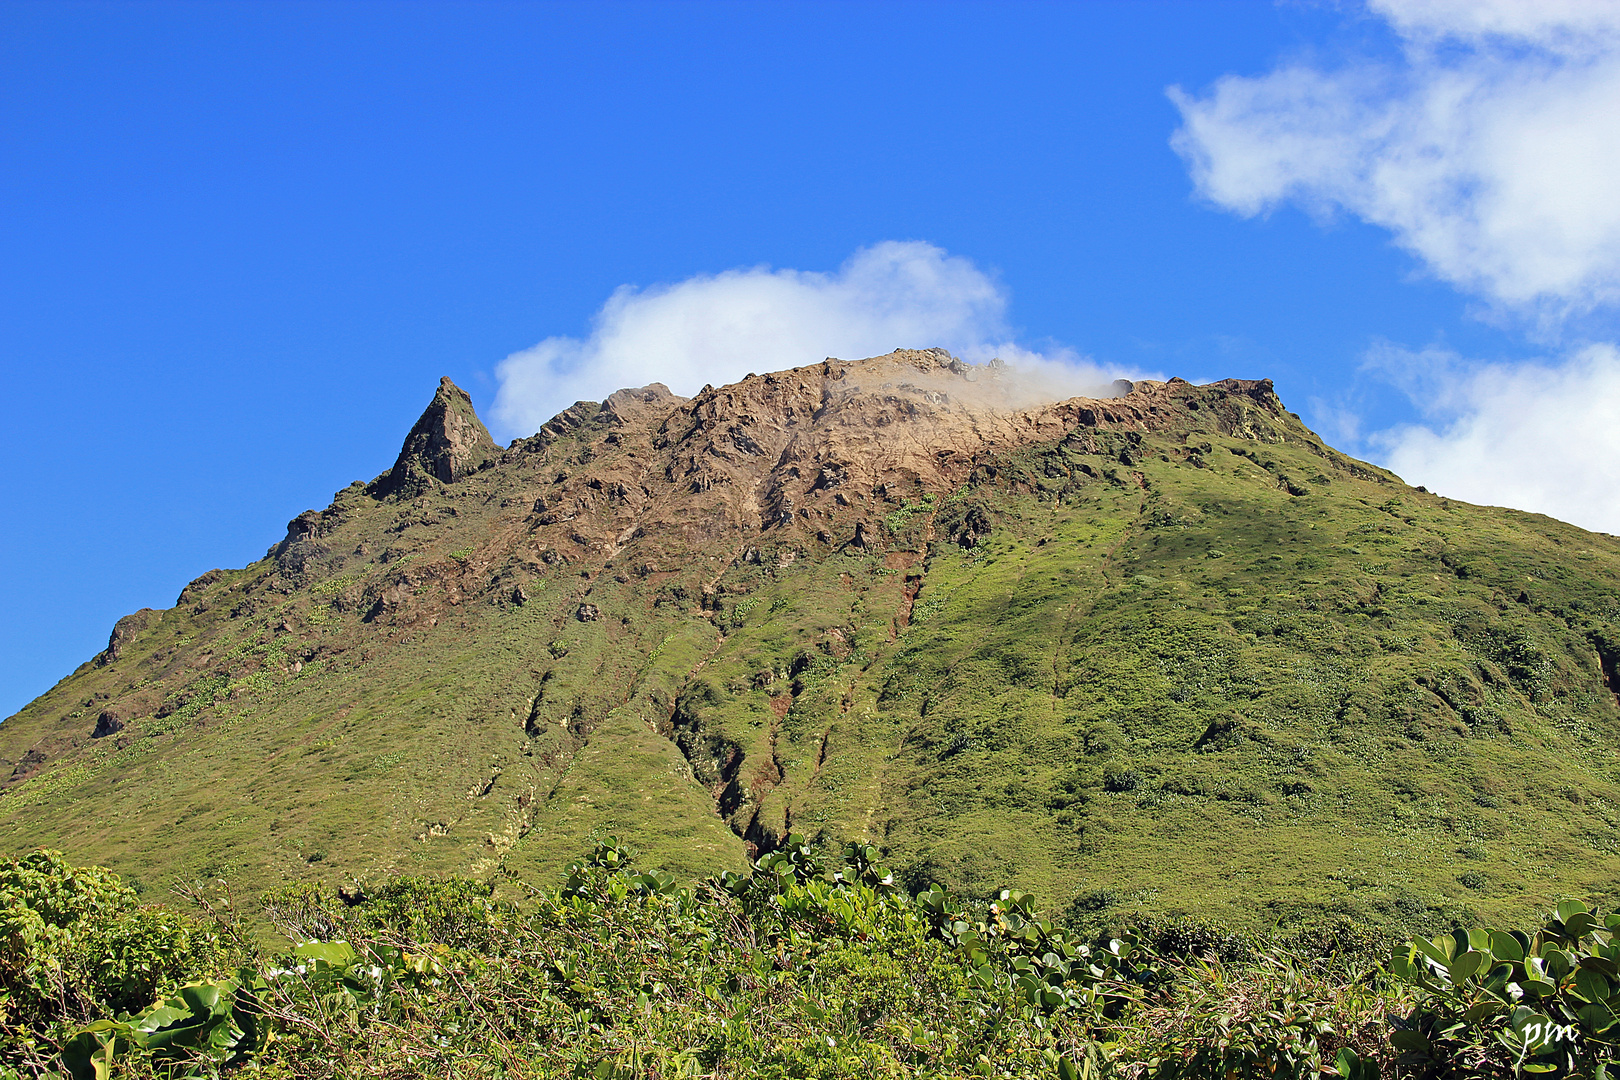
xmin=5 ymin=349 xmax=1618 ymax=930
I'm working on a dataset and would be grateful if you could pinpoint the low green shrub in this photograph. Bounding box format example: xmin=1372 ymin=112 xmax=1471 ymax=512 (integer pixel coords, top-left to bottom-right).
xmin=1 ymin=850 xmax=228 ymax=1074
xmin=1389 ymin=899 xmax=1620 ymax=1077
xmin=6 ymin=843 xmax=1617 ymax=1079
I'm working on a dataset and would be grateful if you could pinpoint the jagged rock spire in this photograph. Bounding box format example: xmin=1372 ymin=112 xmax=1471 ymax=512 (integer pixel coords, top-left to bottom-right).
xmin=370 ymin=377 xmax=499 ymax=499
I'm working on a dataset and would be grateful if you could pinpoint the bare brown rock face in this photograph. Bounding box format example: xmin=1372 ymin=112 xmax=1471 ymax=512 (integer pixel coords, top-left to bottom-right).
xmin=97 ymin=608 xmax=160 ymax=666
xmin=500 ymin=349 xmax=1293 ymax=574
xmin=371 ymin=376 xmax=501 ymax=499
xmin=90 ymin=707 xmax=124 ymax=739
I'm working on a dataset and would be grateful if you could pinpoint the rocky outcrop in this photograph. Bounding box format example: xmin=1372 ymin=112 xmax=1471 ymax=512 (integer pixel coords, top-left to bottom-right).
xmin=600 ymin=383 xmax=682 ymax=426
xmin=270 ymin=510 xmax=332 ymax=577
xmin=91 ymin=707 xmax=125 ymax=739
xmin=471 ymin=350 xmax=1313 ymax=583
xmin=97 ymin=608 xmax=160 ymax=667
xmin=369 ymin=377 xmax=500 ymax=499
xmin=177 ymin=569 xmax=226 ymax=606
xmin=6 ymin=747 xmax=46 ymax=785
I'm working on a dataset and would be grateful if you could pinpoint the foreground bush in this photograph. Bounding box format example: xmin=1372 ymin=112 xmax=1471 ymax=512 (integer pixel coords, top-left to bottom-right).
xmin=1389 ymin=901 xmax=1620 ymax=1078
xmin=1 ymin=842 xmax=1616 ymax=1078
xmin=0 ymin=850 xmax=231 ymax=1071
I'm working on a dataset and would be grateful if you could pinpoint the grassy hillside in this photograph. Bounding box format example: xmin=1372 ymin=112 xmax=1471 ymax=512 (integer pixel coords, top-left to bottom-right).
xmin=3 ymin=354 xmax=1618 ymax=937
xmin=865 ymin=434 xmax=1620 ymax=930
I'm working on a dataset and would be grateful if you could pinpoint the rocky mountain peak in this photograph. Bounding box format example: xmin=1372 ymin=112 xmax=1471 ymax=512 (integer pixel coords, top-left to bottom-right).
xmin=369 ymin=377 xmax=500 ymax=499
xmin=6 ymin=346 xmax=1620 ymax=930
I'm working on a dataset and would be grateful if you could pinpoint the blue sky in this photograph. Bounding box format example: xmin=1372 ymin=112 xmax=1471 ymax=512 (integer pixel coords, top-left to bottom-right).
xmin=5 ymin=0 xmax=1618 ymax=716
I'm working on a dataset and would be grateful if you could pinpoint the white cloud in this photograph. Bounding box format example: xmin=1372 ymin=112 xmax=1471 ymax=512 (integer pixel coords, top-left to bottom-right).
xmin=1368 ymin=342 xmax=1620 ymax=534
xmin=1173 ymin=1 xmax=1620 ymax=533
xmin=1169 ymin=0 xmax=1620 ymax=317
xmin=1370 ymin=0 xmax=1620 ymax=51
xmin=491 ymin=241 xmax=1125 ymax=437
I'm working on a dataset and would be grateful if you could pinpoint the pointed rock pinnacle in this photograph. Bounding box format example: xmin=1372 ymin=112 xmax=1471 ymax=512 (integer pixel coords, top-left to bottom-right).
xmin=370 ymin=377 xmax=500 ymax=499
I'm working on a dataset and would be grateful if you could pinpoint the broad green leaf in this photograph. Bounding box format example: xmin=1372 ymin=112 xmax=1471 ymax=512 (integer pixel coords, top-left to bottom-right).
xmin=1490 ymin=931 xmax=1526 ymax=962
xmin=1575 ymin=966 xmax=1613 ymax=1003
xmin=293 ymin=940 xmax=358 ymax=968
xmin=1578 ymin=1002 xmax=1617 ymax=1033
xmin=59 ymin=1022 xmax=130 ymax=1080
xmin=1585 ymin=955 xmax=1620 ymax=978
xmin=1413 ymin=935 xmax=1452 ymax=968
xmin=1511 ymin=1008 xmax=1553 ymax=1033
xmin=177 ymin=981 xmax=228 ymax=1015
xmin=1450 ymin=950 xmax=1486 ymax=982
xmin=132 ymin=1002 xmax=192 ymax=1032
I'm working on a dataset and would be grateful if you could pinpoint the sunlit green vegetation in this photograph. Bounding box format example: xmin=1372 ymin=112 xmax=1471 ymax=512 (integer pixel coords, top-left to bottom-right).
xmin=4 ymin=846 xmax=1618 ymax=1079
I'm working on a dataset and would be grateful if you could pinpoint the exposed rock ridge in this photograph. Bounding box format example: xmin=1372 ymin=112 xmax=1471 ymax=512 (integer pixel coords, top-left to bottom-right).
xmin=97 ymin=608 xmax=161 ymax=666
xmin=83 ymin=353 xmax=1324 ymax=679
xmin=370 ymin=377 xmax=500 ymax=499
xmin=508 ymin=350 xmax=1309 ymax=564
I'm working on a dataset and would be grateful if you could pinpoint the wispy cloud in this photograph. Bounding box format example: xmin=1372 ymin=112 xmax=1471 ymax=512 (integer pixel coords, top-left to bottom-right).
xmin=1368 ymin=342 xmax=1620 ymax=533
xmin=1169 ymin=0 xmax=1620 ymax=321
xmin=1170 ymin=1 xmax=1620 ymax=533
xmin=491 ymin=241 xmax=1127 ymax=438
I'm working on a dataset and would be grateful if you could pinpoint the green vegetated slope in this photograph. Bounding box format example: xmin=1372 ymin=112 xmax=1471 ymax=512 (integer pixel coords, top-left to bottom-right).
xmin=868 ymin=441 xmax=1620 ymax=929
xmin=2 ymin=352 xmax=1618 ymax=936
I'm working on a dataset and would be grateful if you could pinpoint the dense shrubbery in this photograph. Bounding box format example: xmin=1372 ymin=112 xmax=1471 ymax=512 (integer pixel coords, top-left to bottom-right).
xmin=0 ymin=851 xmax=234 ymax=1069
xmin=1 ymin=843 xmax=1616 ymax=1078
xmin=1388 ymin=901 xmax=1620 ymax=1077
